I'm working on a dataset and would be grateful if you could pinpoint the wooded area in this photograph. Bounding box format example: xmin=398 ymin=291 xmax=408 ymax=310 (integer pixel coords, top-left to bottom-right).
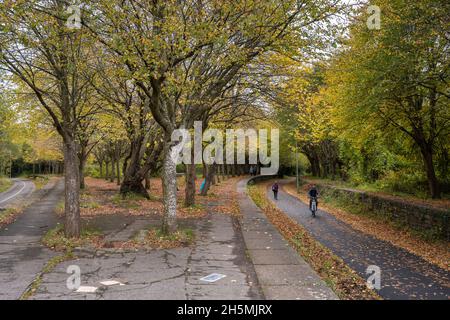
xmin=0 ymin=0 xmax=448 ymax=239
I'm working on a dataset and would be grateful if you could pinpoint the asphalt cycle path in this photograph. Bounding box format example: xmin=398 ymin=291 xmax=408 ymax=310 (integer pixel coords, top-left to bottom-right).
xmin=267 ymin=180 xmax=449 ymax=300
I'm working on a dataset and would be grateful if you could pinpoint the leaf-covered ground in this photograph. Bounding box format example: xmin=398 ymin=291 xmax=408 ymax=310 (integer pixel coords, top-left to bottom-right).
xmin=49 ymin=175 xmax=241 ymax=251
xmin=42 ymin=223 xmax=195 ymax=252
xmin=0 ymin=208 xmax=19 ymax=227
xmin=64 ymin=176 xmax=241 ymax=219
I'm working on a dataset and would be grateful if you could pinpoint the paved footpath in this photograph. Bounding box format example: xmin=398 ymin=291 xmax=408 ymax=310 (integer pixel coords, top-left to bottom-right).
xmin=31 ymin=213 xmax=262 ymax=300
xmin=268 ymin=180 xmax=450 ymax=300
xmin=0 ymin=179 xmax=63 ymax=299
xmin=237 ymin=178 xmax=338 ymax=300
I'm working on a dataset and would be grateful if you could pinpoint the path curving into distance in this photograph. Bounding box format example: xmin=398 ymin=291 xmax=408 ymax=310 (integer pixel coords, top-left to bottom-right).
xmin=0 ymin=178 xmax=35 ymax=208
xmin=266 ymin=180 xmax=449 ymax=300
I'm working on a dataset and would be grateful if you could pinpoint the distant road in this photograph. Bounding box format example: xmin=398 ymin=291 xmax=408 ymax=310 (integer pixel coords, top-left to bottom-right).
xmin=0 ymin=178 xmax=35 ymax=207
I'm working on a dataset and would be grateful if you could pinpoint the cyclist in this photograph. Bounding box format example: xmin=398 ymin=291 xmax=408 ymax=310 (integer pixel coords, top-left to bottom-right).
xmin=307 ymin=184 xmax=319 ymax=210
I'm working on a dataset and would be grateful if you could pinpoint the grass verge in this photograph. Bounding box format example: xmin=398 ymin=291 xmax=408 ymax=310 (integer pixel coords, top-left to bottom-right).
xmin=105 ymin=227 xmax=196 ymax=250
xmin=141 ymin=227 xmax=195 ymax=248
xmin=0 ymin=178 xmax=13 ymax=193
xmin=30 ymin=176 xmax=50 ymax=190
xmin=20 ymin=252 xmax=75 ymax=300
xmin=247 ymin=182 xmax=380 ymax=300
xmin=42 ymin=223 xmax=104 ymax=252
xmin=0 ymin=208 xmax=20 ymax=226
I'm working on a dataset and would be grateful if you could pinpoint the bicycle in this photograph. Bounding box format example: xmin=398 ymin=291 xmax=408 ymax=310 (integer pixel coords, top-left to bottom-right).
xmin=310 ymin=197 xmax=317 ymax=217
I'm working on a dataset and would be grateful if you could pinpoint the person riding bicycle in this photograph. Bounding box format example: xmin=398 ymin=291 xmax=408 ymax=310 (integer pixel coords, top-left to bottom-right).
xmin=307 ymin=184 xmax=319 ymax=210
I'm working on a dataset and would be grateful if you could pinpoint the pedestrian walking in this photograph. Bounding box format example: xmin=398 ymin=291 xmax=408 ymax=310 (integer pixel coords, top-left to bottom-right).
xmin=272 ymin=182 xmax=279 ymax=200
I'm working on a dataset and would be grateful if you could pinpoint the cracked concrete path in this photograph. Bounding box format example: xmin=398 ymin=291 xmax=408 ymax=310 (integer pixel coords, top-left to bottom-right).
xmin=30 ymin=212 xmax=263 ymax=300
xmin=269 ymin=180 xmax=450 ymax=300
xmin=0 ymin=178 xmax=64 ymax=300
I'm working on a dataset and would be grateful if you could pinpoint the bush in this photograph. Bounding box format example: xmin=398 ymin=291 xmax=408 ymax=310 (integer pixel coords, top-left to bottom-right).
xmin=85 ymin=164 xmax=101 ymax=178
xmin=375 ymin=170 xmax=428 ymax=197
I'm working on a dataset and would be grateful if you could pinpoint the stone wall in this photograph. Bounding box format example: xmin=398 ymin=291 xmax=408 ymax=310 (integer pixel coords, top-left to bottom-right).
xmin=317 ymin=184 xmax=450 ymax=241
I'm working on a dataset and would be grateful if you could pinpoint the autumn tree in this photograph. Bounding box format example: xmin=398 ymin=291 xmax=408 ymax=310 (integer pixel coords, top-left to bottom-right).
xmin=0 ymin=0 xmax=98 ymax=236
xmin=326 ymin=0 xmax=450 ymax=198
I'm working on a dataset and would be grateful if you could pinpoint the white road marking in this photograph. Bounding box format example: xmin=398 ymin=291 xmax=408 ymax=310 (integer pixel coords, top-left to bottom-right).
xmin=75 ymin=286 xmax=98 ymax=293
xmin=0 ymin=181 xmax=26 ymax=205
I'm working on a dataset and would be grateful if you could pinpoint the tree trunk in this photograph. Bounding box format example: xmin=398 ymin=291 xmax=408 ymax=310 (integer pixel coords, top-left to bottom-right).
xmin=63 ymin=139 xmax=80 ymax=238
xmin=120 ymin=138 xmax=149 ymax=198
xmin=184 ymin=163 xmax=196 ymax=207
xmin=110 ymin=158 xmax=115 ymax=183
xmin=116 ymin=155 xmax=120 ymax=185
xmin=105 ymin=161 xmax=109 ymax=181
xmin=201 ymin=164 xmax=216 ymax=196
xmin=79 ymin=157 xmax=87 ymax=189
xmin=99 ymin=161 xmax=103 ymax=178
xmin=216 ymin=165 xmax=221 ymax=183
xmin=161 ymin=136 xmax=177 ymax=234
xmin=145 ymin=172 xmax=151 ymax=190
xmin=420 ymin=144 xmax=440 ymax=198
xmin=120 ymin=174 xmax=148 ymax=197
xmin=211 ymin=164 xmax=217 ymax=185
xmin=120 ymin=163 xmax=149 ymax=198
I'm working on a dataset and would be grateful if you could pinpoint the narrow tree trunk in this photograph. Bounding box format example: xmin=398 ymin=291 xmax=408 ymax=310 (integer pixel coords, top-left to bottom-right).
xmin=216 ymin=165 xmax=221 ymax=183
xmin=161 ymin=137 xmax=177 ymax=234
xmin=420 ymin=144 xmax=440 ymax=198
xmin=201 ymin=165 xmax=216 ymax=196
xmin=184 ymin=163 xmax=196 ymax=207
xmin=221 ymin=164 xmax=226 ymax=179
xmin=116 ymin=155 xmax=120 ymax=185
xmin=79 ymin=157 xmax=87 ymax=189
xmin=99 ymin=161 xmax=103 ymax=178
xmin=145 ymin=172 xmax=151 ymax=190
xmin=63 ymin=139 xmax=80 ymax=238
xmin=211 ymin=164 xmax=217 ymax=185
xmin=105 ymin=162 xmax=109 ymax=181
xmin=110 ymin=158 xmax=115 ymax=183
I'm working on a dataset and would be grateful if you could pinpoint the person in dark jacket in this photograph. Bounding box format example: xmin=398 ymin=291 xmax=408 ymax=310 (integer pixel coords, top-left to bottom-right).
xmin=308 ymin=184 xmax=319 ymax=209
xmin=272 ymin=182 xmax=279 ymax=200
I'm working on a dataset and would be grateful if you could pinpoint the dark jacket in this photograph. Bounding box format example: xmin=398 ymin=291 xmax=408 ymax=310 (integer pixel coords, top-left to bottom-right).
xmin=272 ymin=183 xmax=279 ymax=192
xmin=308 ymin=188 xmax=318 ymax=198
